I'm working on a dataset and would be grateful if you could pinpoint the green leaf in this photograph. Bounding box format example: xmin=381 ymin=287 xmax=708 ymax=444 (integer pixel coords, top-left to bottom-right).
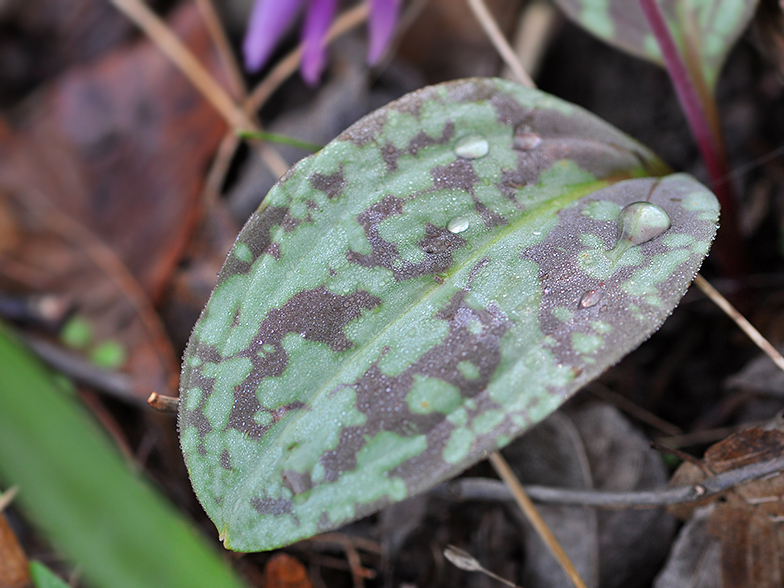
xmin=29 ymin=561 xmax=71 ymax=588
xmin=179 ymin=78 xmax=719 ymax=551
xmin=0 ymin=325 xmax=247 ymax=588
xmin=552 ymin=0 xmax=759 ymax=92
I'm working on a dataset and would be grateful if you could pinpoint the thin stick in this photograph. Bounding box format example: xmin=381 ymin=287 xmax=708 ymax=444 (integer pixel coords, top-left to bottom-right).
xmin=694 ymin=273 xmax=784 ymax=373
xmin=587 ymin=382 xmax=682 ymax=436
xmin=445 ymin=451 xmax=784 ymax=508
xmin=107 ymin=0 xmax=289 ymax=180
xmin=194 ymin=0 xmax=248 ymax=100
xmin=108 ymin=0 xmax=249 ymax=128
xmin=0 ymin=487 xmax=18 ymax=512
xmin=245 ymin=3 xmax=370 ymax=114
xmin=465 ymin=0 xmax=535 ymax=88
xmin=147 ymin=392 xmax=179 ymax=413
xmin=488 ymin=452 xmax=588 ymax=588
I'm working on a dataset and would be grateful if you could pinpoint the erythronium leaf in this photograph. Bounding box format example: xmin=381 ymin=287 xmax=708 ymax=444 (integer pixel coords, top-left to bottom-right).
xmin=552 ymin=0 xmax=759 ymax=93
xmin=179 ymin=78 xmax=719 ymax=551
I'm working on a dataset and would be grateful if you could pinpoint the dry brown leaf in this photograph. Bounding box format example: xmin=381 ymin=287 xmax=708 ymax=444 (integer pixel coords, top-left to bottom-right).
xmin=0 ymin=512 xmax=30 ymax=588
xmin=667 ymin=427 xmax=784 ymax=587
xmin=263 ymin=553 xmax=314 ymax=588
xmin=0 ymin=4 xmax=226 ymax=400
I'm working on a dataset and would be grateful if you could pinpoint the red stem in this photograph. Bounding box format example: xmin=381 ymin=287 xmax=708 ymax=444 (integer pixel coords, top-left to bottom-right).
xmin=638 ymin=0 xmax=746 ymax=277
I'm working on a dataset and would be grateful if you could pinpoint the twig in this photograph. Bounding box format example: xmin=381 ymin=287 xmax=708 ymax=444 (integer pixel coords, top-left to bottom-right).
xmin=202 ymin=3 xmax=370 ymax=205
xmin=694 ymin=274 xmax=784 ymax=373
xmin=0 ymin=487 xmax=18 ymax=512
xmin=441 ymin=452 xmax=784 ymax=508
xmin=108 ymin=0 xmax=248 ymax=127
xmin=656 ymin=420 xmax=770 ymax=449
xmin=488 ymin=452 xmax=588 ymax=588
xmin=503 ymin=0 xmax=558 ymax=81
xmin=194 ymin=0 xmax=247 ymax=100
xmin=245 ymin=3 xmax=370 ymax=114
xmin=465 ymin=0 xmax=535 ymax=88
xmin=587 ymin=382 xmax=682 ymax=436
xmin=147 ymin=392 xmax=179 ymax=413
xmin=107 ymin=0 xmax=289 ymax=179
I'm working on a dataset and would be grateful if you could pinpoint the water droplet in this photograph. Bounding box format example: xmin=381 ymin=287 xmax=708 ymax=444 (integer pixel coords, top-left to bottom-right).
xmin=513 ymin=124 xmax=542 ymax=150
xmin=447 ymin=216 xmax=470 ymax=233
xmin=454 ymin=134 xmax=489 ymax=159
xmin=579 ymin=289 xmax=601 ymax=308
xmin=617 ymin=202 xmax=671 ymax=246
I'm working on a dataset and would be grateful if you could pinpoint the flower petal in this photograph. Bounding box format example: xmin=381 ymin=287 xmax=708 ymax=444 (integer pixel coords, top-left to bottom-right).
xmin=243 ymin=0 xmax=307 ymax=72
xmin=300 ymin=0 xmax=338 ymax=85
xmin=368 ymin=0 xmax=399 ymax=63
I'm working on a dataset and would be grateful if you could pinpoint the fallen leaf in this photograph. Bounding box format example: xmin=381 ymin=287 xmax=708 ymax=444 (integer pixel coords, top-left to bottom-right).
xmin=263 ymin=553 xmax=314 ymax=588
xmin=0 ymin=4 xmax=226 ymax=400
xmin=0 ymin=512 xmax=29 ymax=588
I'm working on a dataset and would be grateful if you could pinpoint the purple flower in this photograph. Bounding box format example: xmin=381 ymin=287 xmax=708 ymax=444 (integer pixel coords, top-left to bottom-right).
xmin=243 ymin=0 xmax=400 ymax=85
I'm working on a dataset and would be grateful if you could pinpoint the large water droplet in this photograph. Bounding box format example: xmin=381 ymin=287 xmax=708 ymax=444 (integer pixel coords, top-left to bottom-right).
xmin=454 ymin=134 xmax=489 ymax=159
xmin=579 ymin=289 xmax=602 ymax=308
xmin=447 ymin=216 xmax=470 ymax=234
xmin=617 ymin=202 xmax=671 ymax=246
xmin=513 ymin=123 xmax=542 ymax=150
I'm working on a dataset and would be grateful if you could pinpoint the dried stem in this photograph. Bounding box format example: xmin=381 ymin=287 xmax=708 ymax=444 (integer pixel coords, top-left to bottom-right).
xmin=694 ymin=274 xmax=784 ymax=373
xmin=465 ymin=0 xmax=535 ymax=88
xmin=489 ymin=452 xmax=588 ymax=588
xmin=108 ymin=0 xmax=248 ymax=127
xmin=445 ymin=451 xmax=784 ymax=507
xmin=194 ymin=0 xmax=248 ymax=100
xmin=147 ymin=392 xmax=179 ymax=413
xmin=245 ymin=3 xmax=370 ymax=114
xmin=0 ymin=487 xmax=18 ymax=512
xmin=107 ymin=0 xmax=289 ymax=179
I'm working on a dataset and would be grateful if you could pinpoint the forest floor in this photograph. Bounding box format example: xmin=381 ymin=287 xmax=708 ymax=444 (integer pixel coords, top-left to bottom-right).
xmin=1 ymin=1 xmax=784 ymax=587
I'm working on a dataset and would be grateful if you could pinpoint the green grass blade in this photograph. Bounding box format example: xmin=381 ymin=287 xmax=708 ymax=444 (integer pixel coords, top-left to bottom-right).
xmin=0 ymin=325 xmax=246 ymax=588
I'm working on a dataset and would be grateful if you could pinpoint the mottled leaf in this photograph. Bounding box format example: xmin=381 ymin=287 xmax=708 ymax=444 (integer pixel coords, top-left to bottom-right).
xmin=552 ymin=0 xmax=759 ymax=92
xmin=179 ymin=78 xmax=719 ymax=551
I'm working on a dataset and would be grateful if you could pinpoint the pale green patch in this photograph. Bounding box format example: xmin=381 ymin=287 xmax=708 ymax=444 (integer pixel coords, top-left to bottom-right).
xmin=378 ymin=312 xmax=451 ymax=377
xmin=663 ymin=233 xmax=696 ymax=248
xmin=552 ymin=306 xmax=574 ymax=322
xmin=571 ymin=332 xmax=604 ymax=355
xmin=185 ymin=387 xmax=202 ymax=411
xmin=683 ymin=190 xmax=720 ymax=212
xmin=622 ymin=249 xmax=691 ymax=297
xmin=253 ymin=411 xmax=273 ymax=427
xmin=580 ymin=0 xmax=614 ymax=38
xmin=457 ymin=360 xmax=481 ymax=380
xmin=234 ymin=242 xmax=253 ymax=263
xmin=580 ymin=233 xmax=606 ymax=249
xmin=578 ymin=249 xmax=614 ymax=280
xmin=406 ymin=375 xmax=462 ymax=414
xmin=472 ymin=409 xmax=505 ymax=435
xmin=203 ymin=357 xmax=253 ymax=430
xmin=590 ymin=321 xmax=612 ymax=335
xmin=642 ymin=34 xmax=663 ymax=61
xmin=447 ymin=407 xmax=469 ymax=427
xmin=581 ymin=200 xmax=622 ymax=221
xmin=443 ymin=427 xmax=475 ymax=464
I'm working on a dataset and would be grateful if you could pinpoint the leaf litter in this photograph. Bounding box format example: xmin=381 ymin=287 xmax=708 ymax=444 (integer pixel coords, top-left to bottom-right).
xmin=2 ymin=0 xmax=784 ymax=586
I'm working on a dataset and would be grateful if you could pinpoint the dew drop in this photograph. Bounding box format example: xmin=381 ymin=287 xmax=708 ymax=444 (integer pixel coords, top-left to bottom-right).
xmin=513 ymin=124 xmax=542 ymax=150
xmin=616 ymin=202 xmax=671 ymax=246
xmin=454 ymin=134 xmax=489 ymax=159
xmin=447 ymin=216 xmax=470 ymax=233
xmin=579 ymin=289 xmax=601 ymax=308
